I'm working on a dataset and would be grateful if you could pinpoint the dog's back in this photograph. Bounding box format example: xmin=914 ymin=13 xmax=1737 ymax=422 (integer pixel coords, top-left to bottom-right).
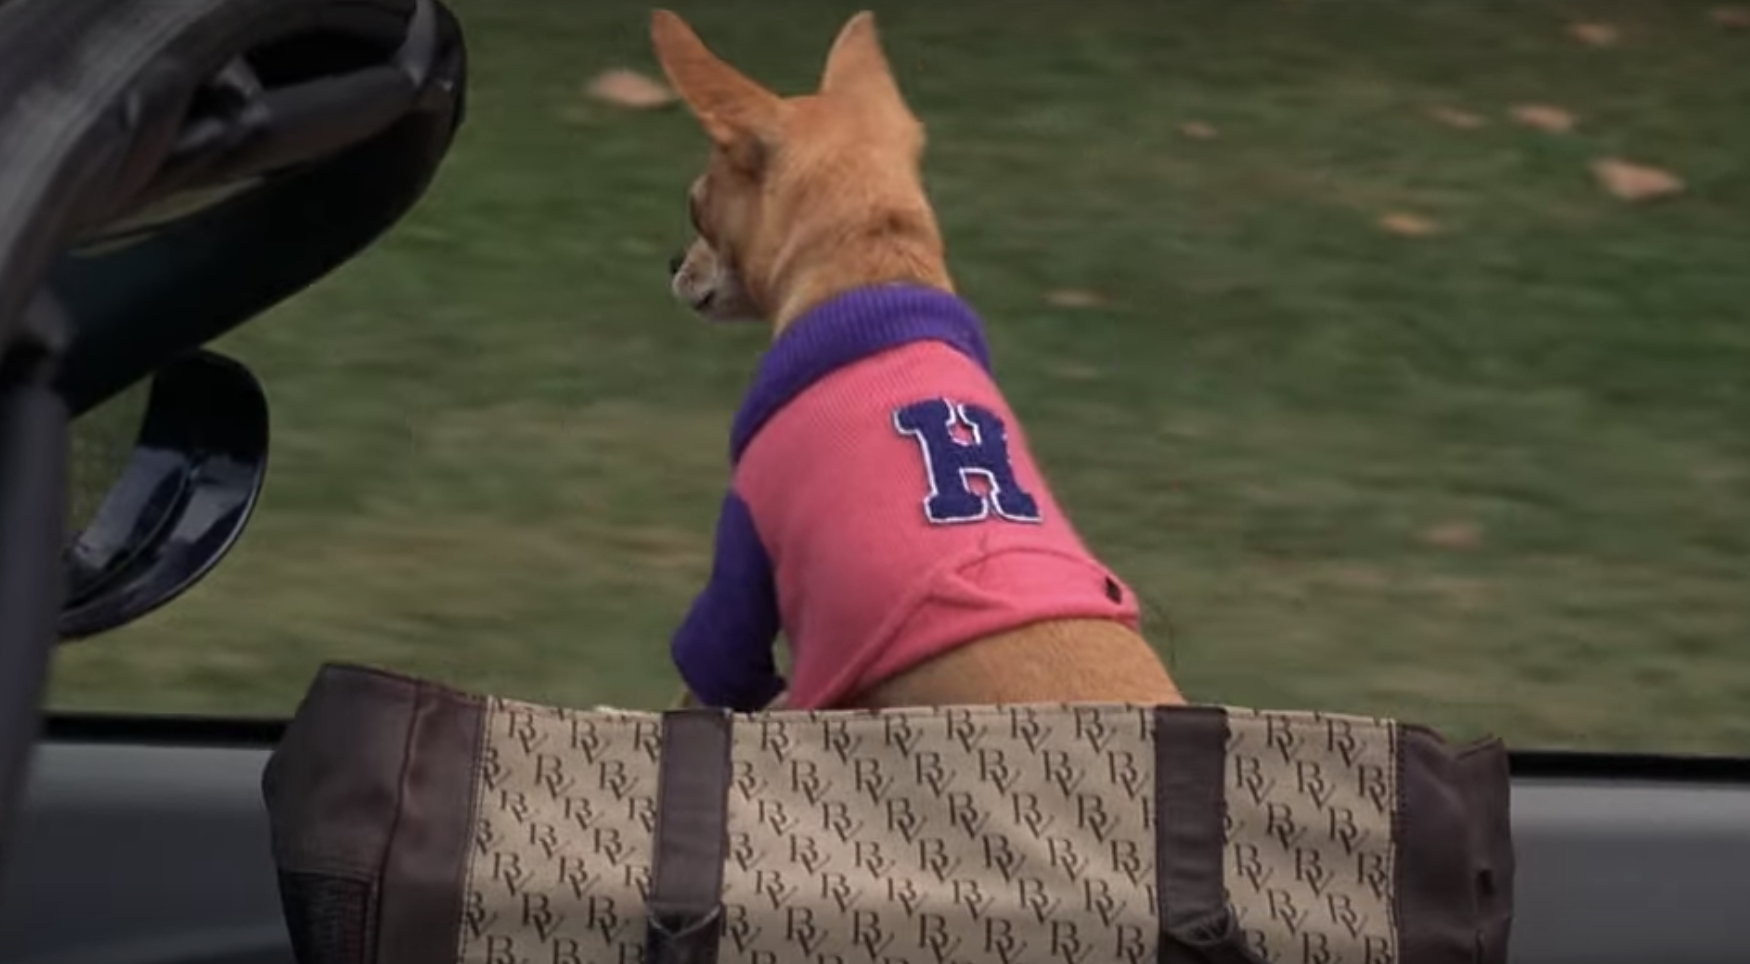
xmin=735 ymin=293 xmax=1147 ymax=708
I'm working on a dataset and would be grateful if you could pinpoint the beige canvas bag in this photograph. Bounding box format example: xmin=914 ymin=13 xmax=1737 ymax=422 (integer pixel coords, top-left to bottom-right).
xmin=263 ymin=663 xmax=1513 ymax=964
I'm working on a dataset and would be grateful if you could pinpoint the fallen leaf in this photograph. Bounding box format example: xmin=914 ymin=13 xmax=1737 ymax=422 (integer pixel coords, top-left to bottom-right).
xmin=1591 ymin=158 xmax=1685 ymax=202
xmin=1328 ymin=565 xmax=1392 ymax=591
xmin=1045 ymin=289 xmax=1109 ymax=309
xmin=1427 ymin=106 xmax=1486 ymax=130
xmin=1179 ymin=121 xmax=1219 ymax=140
xmin=1510 ymin=103 xmax=1577 ymax=133
xmin=1711 ymin=6 xmax=1750 ymax=28
xmin=1568 ymin=21 xmax=1620 ymax=46
xmin=1425 ymin=575 xmax=1489 ymax=610
xmin=1258 ymin=554 xmax=1297 ymax=575
xmin=1421 ymin=521 xmax=1482 ymax=551
xmin=1377 ymin=212 xmax=1441 ymax=237
xmin=585 ymin=68 xmax=676 ymax=110
xmin=1692 ymin=461 xmax=1746 ymax=487
xmin=1050 ymin=363 xmax=1102 ymax=381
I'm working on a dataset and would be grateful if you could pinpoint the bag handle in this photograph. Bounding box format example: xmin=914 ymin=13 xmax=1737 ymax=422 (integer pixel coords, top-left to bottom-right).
xmin=644 ymin=709 xmax=734 ymax=964
xmin=1155 ymin=706 xmax=1254 ymax=962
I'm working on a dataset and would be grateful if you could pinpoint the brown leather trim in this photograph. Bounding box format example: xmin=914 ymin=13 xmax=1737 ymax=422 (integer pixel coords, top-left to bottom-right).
xmin=263 ymin=662 xmax=423 ymax=877
xmin=644 ymin=708 xmax=734 ymax=964
xmin=375 ymin=675 xmax=485 ymax=964
xmin=1153 ymin=705 xmax=1235 ymax=964
xmin=260 ymin=663 xmax=484 ymax=964
xmin=1396 ymin=725 xmax=1485 ymax=964
xmin=1458 ymin=737 xmax=1516 ymax=964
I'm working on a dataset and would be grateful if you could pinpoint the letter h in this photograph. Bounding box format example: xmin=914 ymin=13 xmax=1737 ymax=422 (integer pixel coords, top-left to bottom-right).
xmin=893 ymin=398 xmax=1042 ymax=525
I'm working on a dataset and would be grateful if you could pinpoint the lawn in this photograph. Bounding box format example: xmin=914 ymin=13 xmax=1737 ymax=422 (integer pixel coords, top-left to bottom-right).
xmin=48 ymin=0 xmax=1750 ymax=755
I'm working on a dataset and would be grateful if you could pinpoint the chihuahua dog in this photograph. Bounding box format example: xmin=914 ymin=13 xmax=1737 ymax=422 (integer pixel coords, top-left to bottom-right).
xmin=654 ymin=9 xmax=1185 ymax=712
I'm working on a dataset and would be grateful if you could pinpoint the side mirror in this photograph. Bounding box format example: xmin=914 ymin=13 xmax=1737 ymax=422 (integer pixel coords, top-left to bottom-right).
xmin=58 ymin=350 xmax=269 ymax=641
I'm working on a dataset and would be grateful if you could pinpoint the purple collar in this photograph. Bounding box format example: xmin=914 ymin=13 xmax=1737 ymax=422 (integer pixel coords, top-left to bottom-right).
xmin=728 ymin=285 xmax=993 ymax=463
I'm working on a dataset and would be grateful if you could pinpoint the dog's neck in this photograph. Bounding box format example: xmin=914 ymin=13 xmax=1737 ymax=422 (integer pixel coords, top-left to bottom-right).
xmin=766 ymin=204 xmax=954 ymax=340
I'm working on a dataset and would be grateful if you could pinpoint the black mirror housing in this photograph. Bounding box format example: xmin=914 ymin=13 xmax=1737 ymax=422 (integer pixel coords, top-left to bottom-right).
xmin=59 ymin=350 xmax=269 ymax=641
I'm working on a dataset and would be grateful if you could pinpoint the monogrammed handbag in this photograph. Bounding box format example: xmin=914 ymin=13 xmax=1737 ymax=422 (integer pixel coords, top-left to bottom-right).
xmin=262 ymin=663 xmax=1513 ymax=964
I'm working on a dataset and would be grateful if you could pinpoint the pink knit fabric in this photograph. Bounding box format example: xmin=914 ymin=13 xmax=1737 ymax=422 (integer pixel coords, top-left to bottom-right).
xmin=734 ymin=340 xmax=1139 ymax=709
xmin=669 ymin=285 xmax=1141 ymax=711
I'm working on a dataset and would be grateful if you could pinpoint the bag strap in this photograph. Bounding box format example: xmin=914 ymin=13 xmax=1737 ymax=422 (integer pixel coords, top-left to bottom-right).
xmin=644 ymin=708 xmax=734 ymax=964
xmin=1154 ymin=705 xmax=1234 ymax=962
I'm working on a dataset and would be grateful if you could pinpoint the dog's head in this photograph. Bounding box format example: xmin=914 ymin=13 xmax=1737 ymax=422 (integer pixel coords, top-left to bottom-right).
xmin=669 ymin=236 xmax=759 ymax=323
xmin=653 ymin=9 xmax=944 ymax=333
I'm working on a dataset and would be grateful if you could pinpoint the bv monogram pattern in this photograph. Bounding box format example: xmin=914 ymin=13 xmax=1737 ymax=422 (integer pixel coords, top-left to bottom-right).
xmin=460 ymin=699 xmax=660 ymax=964
xmin=455 ymin=700 xmax=1404 ymax=964
xmin=719 ymin=704 xmax=1155 ymax=964
xmin=1224 ymin=709 xmax=1400 ymax=964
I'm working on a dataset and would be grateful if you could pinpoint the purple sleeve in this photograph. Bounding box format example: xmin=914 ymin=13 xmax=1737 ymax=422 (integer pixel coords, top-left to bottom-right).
xmin=670 ymin=489 xmax=785 ymax=711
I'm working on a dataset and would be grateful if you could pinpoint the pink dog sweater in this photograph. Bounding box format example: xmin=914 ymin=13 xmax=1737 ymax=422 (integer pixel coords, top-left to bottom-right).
xmin=670 ymin=285 xmax=1140 ymax=711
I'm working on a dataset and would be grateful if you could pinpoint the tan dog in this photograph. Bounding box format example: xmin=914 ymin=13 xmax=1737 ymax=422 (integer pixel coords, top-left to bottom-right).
xmin=654 ymin=9 xmax=1184 ymax=711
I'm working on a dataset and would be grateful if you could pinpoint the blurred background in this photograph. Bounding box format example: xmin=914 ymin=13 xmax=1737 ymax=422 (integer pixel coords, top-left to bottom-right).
xmin=47 ymin=0 xmax=1750 ymax=754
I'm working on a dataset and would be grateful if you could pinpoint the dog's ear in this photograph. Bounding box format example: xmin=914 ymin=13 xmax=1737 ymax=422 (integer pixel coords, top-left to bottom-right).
xmin=651 ymin=10 xmax=781 ymax=167
xmin=818 ymin=12 xmax=908 ymax=114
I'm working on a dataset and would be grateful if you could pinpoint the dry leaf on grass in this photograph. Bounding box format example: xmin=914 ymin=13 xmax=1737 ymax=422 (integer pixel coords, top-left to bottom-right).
xmin=1179 ymin=121 xmax=1219 ymax=140
xmin=1045 ymin=289 xmax=1109 ymax=308
xmin=1050 ymin=362 xmax=1103 ymax=382
xmin=1592 ymin=158 xmax=1685 ymax=202
xmin=1427 ymin=106 xmax=1486 ymax=130
xmin=1510 ymin=103 xmax=1577 ymax=133
xmin=1425 ymin=575 xmax=1489 ymax=610
xmin=1328 ymin=565 xmax=1392 ymax=591
xmin=1711 ymin=6 xmax=1750 ymax=28
xmin=1568 ymin=22 xmax=1621 ymax=46
xmin=1421 ymin=521 xmax=1482 ymax=551
xmin=1377 ymin=212 xmax=1441 ymax=237
xmin=585 ymin=68 xmax=676 ymax=110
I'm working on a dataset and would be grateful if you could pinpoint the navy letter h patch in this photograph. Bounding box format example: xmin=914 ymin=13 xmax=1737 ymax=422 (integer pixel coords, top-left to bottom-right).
xmin=892 ymin=398 xmax=1043 ymax=525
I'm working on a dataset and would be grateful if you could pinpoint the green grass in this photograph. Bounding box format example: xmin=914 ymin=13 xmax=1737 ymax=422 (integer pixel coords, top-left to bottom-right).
xmin=48 ymin=0 xmax=1750 ymax=754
